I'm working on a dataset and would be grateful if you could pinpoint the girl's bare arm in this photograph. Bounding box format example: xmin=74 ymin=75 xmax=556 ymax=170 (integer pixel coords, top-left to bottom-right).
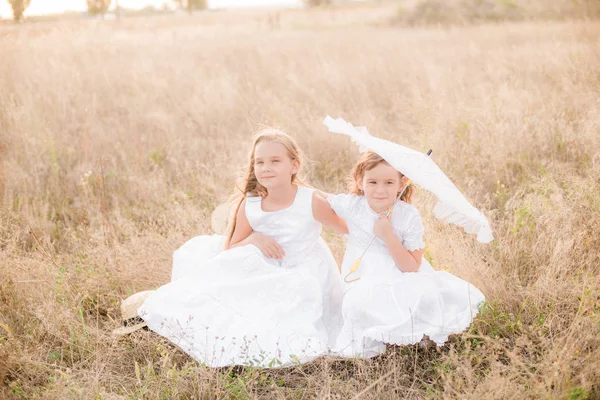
xmin=312 ymin=193 xmax=348 ymax=235
xmin=227 ymin=200 xmax=253 ymax=248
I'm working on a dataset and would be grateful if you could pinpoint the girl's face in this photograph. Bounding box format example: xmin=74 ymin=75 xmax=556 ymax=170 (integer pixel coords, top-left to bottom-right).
xmin=254 ymin=141 xmax=299 ymax=190
xmin=359 ymin=162 xmax=403 ymax=213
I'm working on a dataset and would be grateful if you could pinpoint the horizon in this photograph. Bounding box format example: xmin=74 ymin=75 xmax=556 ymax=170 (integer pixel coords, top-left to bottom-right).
xmin=0 ymin=0 xmax=303 ymax=19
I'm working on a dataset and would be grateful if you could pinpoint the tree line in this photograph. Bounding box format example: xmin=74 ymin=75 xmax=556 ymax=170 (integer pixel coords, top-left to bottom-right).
xmin=5 ymin=0 xmax=209 ymax=22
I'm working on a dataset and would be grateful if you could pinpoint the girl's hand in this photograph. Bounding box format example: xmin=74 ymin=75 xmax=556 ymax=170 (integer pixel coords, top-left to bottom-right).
xmin=374 ymin=214 xmax=394 ymax=240
xmin=249 ymin=233 xmax=285 ymax=260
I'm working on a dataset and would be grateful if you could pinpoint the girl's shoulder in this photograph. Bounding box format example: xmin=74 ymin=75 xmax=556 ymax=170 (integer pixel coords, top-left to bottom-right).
xmin=394 ymin=201 xmax=421 ymax=217
xmin=327 ymin=193 xmax=363 ymax=214
xmin=328 ymin=192 xmax=361 ymax=202
xmin=392 ymin=201 xmax=423 ymax=229
xmin=245 ymin=195 xmax=262 ymax=203
xmin=247 ymin=185 xmax=310 ymax=211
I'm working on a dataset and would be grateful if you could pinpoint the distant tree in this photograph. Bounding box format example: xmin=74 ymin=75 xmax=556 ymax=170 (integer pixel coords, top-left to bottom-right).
xmin=302 ymin=0 xmax=332 ymax=7
xmin=87 ymin=0 xmax=111 ymax=17
xmin=8 ymin=0 xmax=31 ymax=22
xmin=174 ymin=0 xmax=207 ymax=14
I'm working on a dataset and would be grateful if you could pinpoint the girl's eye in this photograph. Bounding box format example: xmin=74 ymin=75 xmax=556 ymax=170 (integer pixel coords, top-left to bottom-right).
xmin=368 ymin=181 xmax=376 ymax=184
xmin=273 ymin=160 xmax=280 ymax=163
xmin=256 ymin=161 xmax=263 ymax=165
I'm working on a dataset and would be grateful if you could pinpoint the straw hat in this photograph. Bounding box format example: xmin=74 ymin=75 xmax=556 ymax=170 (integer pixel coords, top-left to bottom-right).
xmin=111 ymin=290 xmax=155 ymax=337
xmin=112 ymin=203 xmax=229 ymax=337
xmin=211 ymin=201 xmax=235 ymax=235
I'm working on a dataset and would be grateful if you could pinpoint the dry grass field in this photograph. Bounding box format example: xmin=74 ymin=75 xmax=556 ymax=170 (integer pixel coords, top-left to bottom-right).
xmin=1 ymin=1 xmax=599 ymax=398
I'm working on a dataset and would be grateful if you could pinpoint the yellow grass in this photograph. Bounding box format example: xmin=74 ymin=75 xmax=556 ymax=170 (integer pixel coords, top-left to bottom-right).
xmin=1 ymin=2 xmax=599 ymax=399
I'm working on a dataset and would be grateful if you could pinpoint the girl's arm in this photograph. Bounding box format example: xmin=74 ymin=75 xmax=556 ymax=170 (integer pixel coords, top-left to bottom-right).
xmin=227 ymin=200 xmax=285 ymax=259
xmin=374 ymin=215 xmax=422 ymax=272
xmin=312 ymin=193 xmax=349 ymax=235
xmin=227 ymin=199 xmax=253 ymax=248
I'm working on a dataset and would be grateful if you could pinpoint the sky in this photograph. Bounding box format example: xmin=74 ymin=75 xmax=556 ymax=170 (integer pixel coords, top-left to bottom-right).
xmin=0 ymin=0 xmax=302 ymax=18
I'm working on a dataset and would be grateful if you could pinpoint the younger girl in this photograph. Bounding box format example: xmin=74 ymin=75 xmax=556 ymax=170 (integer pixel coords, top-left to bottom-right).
xmin=138 ymin=129 xmax=347 ymax=367
xmin=327 ymin=151 xmax=485 ymax=358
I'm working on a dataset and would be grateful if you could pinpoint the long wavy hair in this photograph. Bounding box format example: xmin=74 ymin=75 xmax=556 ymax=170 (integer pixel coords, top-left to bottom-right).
xmin=349 ymin=151 xmax=413 ymax=203
xmin=223 ymin=128 xmax=304 ymax=248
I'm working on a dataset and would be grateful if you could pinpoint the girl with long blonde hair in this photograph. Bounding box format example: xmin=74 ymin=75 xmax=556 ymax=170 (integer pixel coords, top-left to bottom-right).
xmin=138 ymin=128 xmax=347 ymax=368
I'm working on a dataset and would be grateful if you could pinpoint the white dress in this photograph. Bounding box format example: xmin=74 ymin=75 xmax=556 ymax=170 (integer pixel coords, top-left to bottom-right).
xmin=328 ymin=194 xmax=485 ymax=358
xmin=139 ymin=186 xmax=342 ymax=367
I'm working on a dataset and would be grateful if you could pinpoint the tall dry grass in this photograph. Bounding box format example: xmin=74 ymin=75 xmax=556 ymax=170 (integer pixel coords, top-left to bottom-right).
xmin=1 ymin=3 xmax=599 ymax=399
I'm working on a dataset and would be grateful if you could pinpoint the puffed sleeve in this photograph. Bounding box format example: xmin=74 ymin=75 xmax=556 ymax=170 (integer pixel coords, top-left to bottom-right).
xmin=400 ymin=207 xmax=425 ymax=251
xmin=326 ymin=193 xmax=358 ymax=220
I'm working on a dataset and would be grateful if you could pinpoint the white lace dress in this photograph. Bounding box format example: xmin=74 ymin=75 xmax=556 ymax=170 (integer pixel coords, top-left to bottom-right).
xmin=139 ymin=186 xmax=342 ymax=367
xmin=328 ymin=194 xmax=485 ymax=358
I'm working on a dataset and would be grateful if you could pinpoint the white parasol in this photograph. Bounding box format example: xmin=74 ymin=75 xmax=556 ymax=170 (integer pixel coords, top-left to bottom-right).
xmin=323 ymin=116 xmax=493 ymax=244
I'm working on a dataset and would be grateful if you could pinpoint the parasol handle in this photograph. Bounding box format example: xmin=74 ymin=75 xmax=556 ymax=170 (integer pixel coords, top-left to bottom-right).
xmin=344 ymin=258 xmax=363 ymax=283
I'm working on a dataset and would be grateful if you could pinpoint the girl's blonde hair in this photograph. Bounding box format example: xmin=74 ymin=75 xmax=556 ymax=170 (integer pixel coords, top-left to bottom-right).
xmin=224 ymin=128 xmax=304 ymax=248
xmin=349 ymin=151 xmax=413 ymax=203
